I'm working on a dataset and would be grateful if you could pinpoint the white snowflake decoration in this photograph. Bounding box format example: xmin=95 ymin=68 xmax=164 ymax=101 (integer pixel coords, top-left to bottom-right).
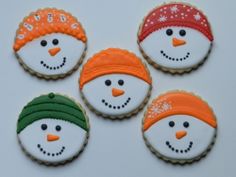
xmin=162 ymin=102 xmax=171 ymax=111
xmin=170 ymin=5 xmax=179 ymax=13
xmin=194 ymin=13 xmax=201 ymax=21
xmin=148 ymin=101 xmax=172 ymax=119
xmin=151 ymin=106 xmax=161 ymax=114
xmin=158 ymin=15 xmax=167 ymax=22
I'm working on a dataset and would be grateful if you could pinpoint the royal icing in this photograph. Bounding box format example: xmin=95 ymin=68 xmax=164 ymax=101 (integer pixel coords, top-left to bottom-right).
xmin=138 ymin=3 xmax=213 ymax=72
xmin=17 ymin=93 xmax=89 ymax=165
xmin=79 ymin=48 xmax=152 ymax=118
xmin=13 ymin=8 xmax=87 ymax=79
xmin=143 ymin=91 xmax=217 ymax=163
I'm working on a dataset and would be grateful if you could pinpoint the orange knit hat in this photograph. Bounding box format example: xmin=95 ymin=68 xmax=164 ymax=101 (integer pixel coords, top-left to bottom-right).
xmin=143 ymin=91 xmax=217 ymax=131
xmin=79 ymin=48 xmax=152 ymax=89
xmin=13 ymin=8 xmax=87 ymax=52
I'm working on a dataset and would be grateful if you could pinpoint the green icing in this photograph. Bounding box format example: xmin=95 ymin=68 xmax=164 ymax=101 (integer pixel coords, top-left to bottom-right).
xmin=19 ymin=103 xmax=85 ymax=121
xmin=17 ymin=93 xmax=89 ymax=133
xmin=17 ymin=111 xmax=88 ymax=133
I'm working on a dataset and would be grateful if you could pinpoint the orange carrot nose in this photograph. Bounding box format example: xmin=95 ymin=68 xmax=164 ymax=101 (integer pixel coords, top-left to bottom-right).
xmin=172 ymin=38 xmax=186 ymax=47
xmin=112 ymin=88 xmax=125 ymax=97
xmin=47 ymin=134 xmax=60 ymax=142
xmin=48 ymin=47 xmax=61 ymax=56
xmin=176 ymin=130 xmax=187 ymax=139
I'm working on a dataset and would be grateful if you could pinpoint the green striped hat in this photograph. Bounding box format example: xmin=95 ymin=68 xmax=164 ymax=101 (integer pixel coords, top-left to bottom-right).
xmin=17 ymin=93 xmax=89 ymax=134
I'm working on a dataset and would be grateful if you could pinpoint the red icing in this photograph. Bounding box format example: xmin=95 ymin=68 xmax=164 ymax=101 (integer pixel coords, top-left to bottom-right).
xmin=138 ymin=3 xmax=214 ymax=42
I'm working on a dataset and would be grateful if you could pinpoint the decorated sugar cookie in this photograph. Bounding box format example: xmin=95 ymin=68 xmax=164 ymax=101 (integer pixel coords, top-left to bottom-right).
xmin=13 ymin=8 xmax=87 ymax=79
xmin=138 ymin=3 xmax=214 ymax=73
xmin=79 ymin=48 xmax=152 ymax=119
xmin=17 ymin=93 xmax=89 ymax=165
xmin=142 ymin=91 xmax=217 ymax=164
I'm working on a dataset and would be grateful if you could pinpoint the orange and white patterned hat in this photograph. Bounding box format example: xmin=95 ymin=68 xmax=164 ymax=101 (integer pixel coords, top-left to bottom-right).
xmin=13 ymin=8 xmax=87 ymax=51
xmin=143 ymin=91 xmax=217 ymax=131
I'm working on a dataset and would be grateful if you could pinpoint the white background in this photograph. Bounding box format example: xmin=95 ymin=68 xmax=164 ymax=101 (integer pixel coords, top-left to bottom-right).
xmin=0 ymin=0 xmax=235 ymax=177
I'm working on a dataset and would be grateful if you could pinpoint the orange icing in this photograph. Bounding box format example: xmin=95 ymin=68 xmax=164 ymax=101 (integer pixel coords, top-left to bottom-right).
xmin=172 ymin=38 xmax=186 ymax=47
xmin=176 ymin=130 xmax=187 ymax=139
xmin=13 ymin=8 xmax=87 ymax=51
xmin=47 ymin=134 xmax=60 ymax=142
xmin=143 ymin=91 xmax=217 ymax=131
xmin=112 ymin=88 xmax=125 ymax=97
xmin=48 ymin=47 xmax=61 ymax=56
xmin=79 ymin=48 xmax=152 ymax=89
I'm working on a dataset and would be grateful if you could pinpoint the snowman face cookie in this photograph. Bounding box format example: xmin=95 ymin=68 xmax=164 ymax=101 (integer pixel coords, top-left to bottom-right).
xmin=138 ymin=3 xmax=214 ymax=73
xmin=17 ymin=33 xmax=85 ymax=76
xmin=144 ymin=115 xmax=215 ymax=161
xmin=13 ymin=8 xmax=87 ymax=79
xmin=143 ymin=91 xmax=217 ymax=164
xmin=82 ymin=74 xmax=150 ymax=116
xmin=18 ymin=119 xmax=87 ymax=164
xmin=140 ymin=27 xmax=211 ymax=70
xmin=79 ymin=48 xmax=152 ymax=118
xmin=17 ymin=93 xmax=89 ymax=165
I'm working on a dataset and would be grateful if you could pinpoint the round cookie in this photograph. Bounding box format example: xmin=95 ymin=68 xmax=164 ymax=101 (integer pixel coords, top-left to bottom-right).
xmin=138 ymin=2 xmax=214 ymax=73
xmin=79 ymin=48 xmax=152 ymax=119
xmin=142 ymin=91 xmax=217 ymax=164
xmin=13 ymin=8 xmax=87 ymax=79
xmin=17 ymin=93 xmax=89 ymax=165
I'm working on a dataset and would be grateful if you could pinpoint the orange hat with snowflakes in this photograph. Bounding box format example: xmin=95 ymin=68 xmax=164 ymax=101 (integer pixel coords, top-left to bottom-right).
xmin=79 ymin=48 xmax=152 ymax=89
xmin=143 ymin=91 xmax=217 ymax=131
xmin=13 ymin=8 xmax=87 ymax=52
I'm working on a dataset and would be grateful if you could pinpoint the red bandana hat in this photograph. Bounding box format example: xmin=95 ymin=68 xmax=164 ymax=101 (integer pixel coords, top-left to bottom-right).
xmin=138 ymin=3 xmax=214 ymax=42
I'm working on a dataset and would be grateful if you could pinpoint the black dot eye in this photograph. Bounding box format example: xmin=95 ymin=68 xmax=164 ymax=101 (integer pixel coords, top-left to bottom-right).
xmin=41 ymin=124 xmax=47 ymax=130
xmin=179 ymin=29 xmax=186 ymax=37
xmin=166 ymin=29 xmax=173 ymax=36
xmin=118 ymin=80 xmax=124 ymax=86
xmin=40 ymin=40 xmax=47 ymax=47
xmin=105 ymin=80 xmax=112 ymax=86
xmin=52 ymin=39 xmax=59 ymax=45
xmin=169 ymin=121 xmax=175 ymax=127
xmin=183 ymin=121 xmax=189 ymax=128
xmin=55 ymin=125 xmax=61 ymax=131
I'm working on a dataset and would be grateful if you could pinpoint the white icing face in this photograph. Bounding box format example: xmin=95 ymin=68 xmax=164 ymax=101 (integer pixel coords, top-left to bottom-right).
xmin=140 ymin=27 xmax=211 ymax=70
xmin=18 ymin=119 xmax=87 ymax=164
xmin=82 ymin=74 xmax=150 ymax=117
xmin=144 ymin=115 xmax=215 ymax=161
xmin=17 ymin=33 xmax=85 ymax=76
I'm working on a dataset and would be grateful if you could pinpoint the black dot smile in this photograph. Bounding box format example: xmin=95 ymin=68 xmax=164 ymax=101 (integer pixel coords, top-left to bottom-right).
xmin=37 ymin=144 xmax=65 ymax=157
xmin=166 ymin=141 xmax=193 ymax=153
xmin=101 ymin=97 xmax=131 ymax=109
xmin=160 ymin=50 xmax=190 ymax=61
xmin=40 ymin=57 xmax=66 ymax=70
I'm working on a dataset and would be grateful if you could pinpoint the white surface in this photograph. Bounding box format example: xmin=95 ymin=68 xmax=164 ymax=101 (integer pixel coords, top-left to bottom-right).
xmin=0 ymin=0 xmax=235 ymax=177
